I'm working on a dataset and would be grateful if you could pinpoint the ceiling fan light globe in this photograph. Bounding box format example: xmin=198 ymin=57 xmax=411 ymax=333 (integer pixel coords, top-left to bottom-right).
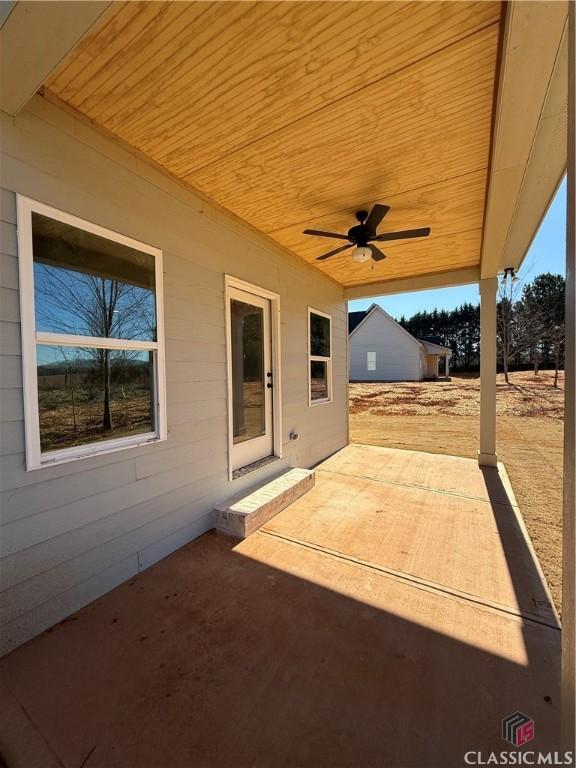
xmin=351 ymin=246 xmax=371 ymax=263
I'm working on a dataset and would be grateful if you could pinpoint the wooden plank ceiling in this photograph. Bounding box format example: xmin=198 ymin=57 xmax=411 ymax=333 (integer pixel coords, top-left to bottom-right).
xmin=44 ymin=1 xmax=502 ymax=288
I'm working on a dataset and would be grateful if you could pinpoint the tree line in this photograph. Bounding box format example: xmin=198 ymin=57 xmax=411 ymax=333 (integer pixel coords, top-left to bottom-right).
xmin=397 ymin=273 xmax=565 ymax=383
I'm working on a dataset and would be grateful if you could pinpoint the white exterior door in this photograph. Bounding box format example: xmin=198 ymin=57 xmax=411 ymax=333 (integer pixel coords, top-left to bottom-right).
xmin=228 ymin=287 xmax=274 ymax=471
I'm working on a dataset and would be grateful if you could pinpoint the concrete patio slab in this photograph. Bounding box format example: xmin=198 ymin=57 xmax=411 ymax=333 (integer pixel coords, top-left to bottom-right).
xmin=263 ymin=448 xmax=558 ymax=627
xmin=0 ymin=446 xmax=561 ymax=768
xmin=320 ymin=443 xmax=516 ymax=504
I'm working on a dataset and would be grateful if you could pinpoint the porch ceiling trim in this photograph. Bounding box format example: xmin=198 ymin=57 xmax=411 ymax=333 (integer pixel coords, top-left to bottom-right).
xmin=343 ymin=267 xmax=480 ymax=300
xmin=480 ymin=0 xmax=568 ymax=279
xmin=0 ymin=0 xmax=113 ymax=117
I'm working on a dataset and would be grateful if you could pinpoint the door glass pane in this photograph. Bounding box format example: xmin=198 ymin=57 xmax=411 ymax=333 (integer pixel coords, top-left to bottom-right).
xmin=36 ymin=345 xmax=155 ymax=453
xmin=310 ymin=360 xmax=328 ymax=401
xmin=32 ymin=213 xmax=156 ymax=341
xmin=310 ymin=312 xmax=330 ymax=357
xmin=231 ymin=300 xmax=265 ymax=444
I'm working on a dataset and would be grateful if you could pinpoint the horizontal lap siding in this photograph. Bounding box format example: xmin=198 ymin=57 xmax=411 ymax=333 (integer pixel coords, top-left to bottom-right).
xmin=349 ymin=311 xmax=423 ymax=381
xmin=0 ymin=98 xmax=347 ymax=654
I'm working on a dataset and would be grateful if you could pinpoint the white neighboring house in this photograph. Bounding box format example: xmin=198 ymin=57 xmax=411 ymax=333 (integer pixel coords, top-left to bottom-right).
xmin=349 ymin=304 xmax=452 ymax=382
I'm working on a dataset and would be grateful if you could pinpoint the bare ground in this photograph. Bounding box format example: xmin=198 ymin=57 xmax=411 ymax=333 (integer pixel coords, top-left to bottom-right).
xmin=349 ymin=371 xmax=564 ymax=614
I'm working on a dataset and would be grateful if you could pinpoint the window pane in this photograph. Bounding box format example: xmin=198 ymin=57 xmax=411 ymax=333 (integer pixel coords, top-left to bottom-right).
xmin=231 ymin=300 xmax=265 ymax=444
xmin=310 ymin=312 xmax=330 ymax=357
xmin=37 ymin=345 xmax=155 ymax=453
xmin=310 ymin=360 xmax=328 ymax=401
xmin=367 ymin=351 xmax=376 ymax=371
xmin=32 ymin=213 xmax=156 ymax=341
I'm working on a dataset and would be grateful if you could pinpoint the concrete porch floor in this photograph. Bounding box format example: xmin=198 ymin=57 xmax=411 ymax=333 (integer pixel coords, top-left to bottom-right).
xmin=0 ymin=445 xmax=561 ymax=768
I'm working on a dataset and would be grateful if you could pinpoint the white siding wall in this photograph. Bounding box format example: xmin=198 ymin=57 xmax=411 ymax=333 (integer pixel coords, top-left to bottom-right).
xmin=0 ymin=97 xmax=348 ymax=655
xmin=349 ymin=310 xmax=424 ymax=381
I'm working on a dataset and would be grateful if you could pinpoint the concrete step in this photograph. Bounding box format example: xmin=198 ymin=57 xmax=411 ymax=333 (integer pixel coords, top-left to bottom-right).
xmin=213 ymin=468 xmax=315 ymax=539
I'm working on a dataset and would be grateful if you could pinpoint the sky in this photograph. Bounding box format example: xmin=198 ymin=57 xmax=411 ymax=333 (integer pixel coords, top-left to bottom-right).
xmin=348 ymin=177 xmax=567 ymax=320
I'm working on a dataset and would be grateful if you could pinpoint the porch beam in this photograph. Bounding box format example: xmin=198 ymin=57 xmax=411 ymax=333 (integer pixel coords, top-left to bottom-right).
xmin=480 ymin=1 xmax=568 ymax=279
xmin=343 ymin=267 xmax=479 ymax=300
xmin=478 ymin=277 xmax=498 ymax=467
xmin=0 ymin=1 xmax=112 ymax=116
xmin=562 ymin=0 xmax=575 ymax=754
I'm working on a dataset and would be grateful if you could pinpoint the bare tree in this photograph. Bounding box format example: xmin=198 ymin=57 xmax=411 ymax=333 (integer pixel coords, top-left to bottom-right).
xmin=521 ymin=273 xmax=565 ymax=377
xmin=35 ymin=265 xmax=154 ymax=432
xmin=497 ymin=276 xmax=525 ymax=384
xmin=552 ymin=323 xmax=565 ymax=388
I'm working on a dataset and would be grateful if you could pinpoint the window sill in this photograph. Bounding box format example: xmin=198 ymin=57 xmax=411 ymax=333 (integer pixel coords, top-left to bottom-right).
xmin=27 ymin=432 xmax=164 ymax=471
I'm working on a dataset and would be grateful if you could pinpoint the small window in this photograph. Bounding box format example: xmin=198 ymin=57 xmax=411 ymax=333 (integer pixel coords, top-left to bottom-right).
xmin=367 ymin=351 xmax=376 ymax=371
xmin=17 ymin=196 xmax=166 ymax=469
xmin=308 ymin=308 xmax=332 ymax=405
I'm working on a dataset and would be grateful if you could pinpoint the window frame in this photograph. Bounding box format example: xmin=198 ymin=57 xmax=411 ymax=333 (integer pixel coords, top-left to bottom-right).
xmin=307 ymin=307 xmax=333 ymax=406
xmin=367 ymin=351 xmax=377 ymax=371
xmin=16 ymin=195 xmax=167 ymax=470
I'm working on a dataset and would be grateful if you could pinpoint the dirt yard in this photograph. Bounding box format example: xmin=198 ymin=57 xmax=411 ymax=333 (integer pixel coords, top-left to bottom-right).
xmin=349 ymin=371 xmax=564 ymax=614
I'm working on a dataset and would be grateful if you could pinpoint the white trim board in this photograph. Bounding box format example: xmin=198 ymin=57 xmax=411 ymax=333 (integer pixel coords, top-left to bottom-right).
xmin=0 ymin=2 xmax=112 ymax=115
xmin=16 ymin=195 xmax=167 ymax=470
xmin=344 ymin=268 xmax=480 ymax=300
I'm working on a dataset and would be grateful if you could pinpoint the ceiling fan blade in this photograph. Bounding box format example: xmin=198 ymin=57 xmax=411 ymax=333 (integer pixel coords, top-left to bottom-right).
xmin=316 ymin=244 xmax=353 ymax=261
xmin=369 ymin=245 xmax=386 ymax=261
xmin=303 ymin=229 xmax=349 ymax=240
xmin=364 ymin=204 xmax=390 ymax=233
xmin=374 ymin=227 xmax=431 ymax=242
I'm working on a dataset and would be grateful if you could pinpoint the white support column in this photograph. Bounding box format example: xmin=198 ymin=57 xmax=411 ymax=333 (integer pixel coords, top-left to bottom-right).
xmin=562 ymin=0 xmax=575 ymax=754
xmin=478 ymin=277 xmax=498 ymax=467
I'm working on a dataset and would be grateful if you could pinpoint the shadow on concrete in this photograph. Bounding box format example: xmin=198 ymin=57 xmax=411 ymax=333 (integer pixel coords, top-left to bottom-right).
xmin=481 ymin=462 xmax=561 ymax=636
xmin=0 ymin=525 xmax=561 ymax=768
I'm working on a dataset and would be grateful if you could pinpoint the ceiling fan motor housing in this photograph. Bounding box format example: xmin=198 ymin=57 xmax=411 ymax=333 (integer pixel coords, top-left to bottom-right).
xmin=347 ymin=224 xmax=370 ymax=245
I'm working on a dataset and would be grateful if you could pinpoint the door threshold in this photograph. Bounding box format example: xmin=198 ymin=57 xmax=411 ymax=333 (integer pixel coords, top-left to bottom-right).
xmin=233 ymin=455 xmax=280 ymax=480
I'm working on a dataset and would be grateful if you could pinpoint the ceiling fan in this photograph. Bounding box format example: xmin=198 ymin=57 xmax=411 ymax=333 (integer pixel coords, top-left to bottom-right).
xmin=303 ymin=204 xmax=431 ymax=263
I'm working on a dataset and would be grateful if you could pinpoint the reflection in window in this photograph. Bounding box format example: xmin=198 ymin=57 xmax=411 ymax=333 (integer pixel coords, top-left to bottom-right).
xmin=308 ymin=309 xmax=332 ymax=404
xmin=32 ymin=213 xmax=156 ymax=341
xmin=37 ymin=346 xmax=154 ymax=452
xmin=18 ymin=198 xmax=165 ymax=468
xmin=231 ymin=300 xmax=265 ymax=444
xmin=310 ymin=360 xmax=328 ymax=402
xmin=310 ymin=312 xmax=331 ymax=357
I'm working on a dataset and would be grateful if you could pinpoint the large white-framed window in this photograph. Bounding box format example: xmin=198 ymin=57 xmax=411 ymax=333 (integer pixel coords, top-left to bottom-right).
xmin=308 ymin=307 xmax=332 ymax=406
xmin=16 ymin=196 xmax=167 ymax=470
xmin=367 ymin=351 xmax=377 ymax=371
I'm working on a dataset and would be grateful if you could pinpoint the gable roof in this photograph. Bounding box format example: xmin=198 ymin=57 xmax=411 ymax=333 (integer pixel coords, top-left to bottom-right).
xmin=348 ymin=305 xmax=453 ymax=356
xmin=419 ymin=335 xmax=444 ymax=346
xmin=419 ymin=339 xmax=452 ymax=355
xmin=348 ymin=304 xmax=422 ymax=350
xmin=417 ymin=335 xmax=452 ymax=355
